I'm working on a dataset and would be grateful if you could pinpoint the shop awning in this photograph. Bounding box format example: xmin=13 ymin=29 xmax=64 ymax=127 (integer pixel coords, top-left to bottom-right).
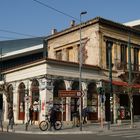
xmin=103 ymin=80 xmax=140 ymax=89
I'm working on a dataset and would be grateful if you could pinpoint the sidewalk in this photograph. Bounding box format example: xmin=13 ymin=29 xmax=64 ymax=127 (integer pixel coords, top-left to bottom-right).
xmin=1 ymin=121 xmax=140 ymax=134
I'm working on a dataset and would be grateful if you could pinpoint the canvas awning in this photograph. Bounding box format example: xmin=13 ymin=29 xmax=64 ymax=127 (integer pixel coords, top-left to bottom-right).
xmin=103 ymin=80 xmax=140 ymax=89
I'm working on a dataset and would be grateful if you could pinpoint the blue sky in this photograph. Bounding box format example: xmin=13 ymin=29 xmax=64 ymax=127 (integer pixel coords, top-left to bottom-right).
xmin=0 ymin=0 xmax=140 ymax=41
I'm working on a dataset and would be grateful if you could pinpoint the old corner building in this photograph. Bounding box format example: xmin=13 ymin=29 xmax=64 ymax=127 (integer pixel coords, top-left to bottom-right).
xmin=0 ymin=17 xmax=140 ymax=125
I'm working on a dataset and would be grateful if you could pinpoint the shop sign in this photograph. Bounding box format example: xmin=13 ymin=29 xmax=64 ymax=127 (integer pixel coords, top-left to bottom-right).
xmin=58 ymin=90 xmax=82 ymax=98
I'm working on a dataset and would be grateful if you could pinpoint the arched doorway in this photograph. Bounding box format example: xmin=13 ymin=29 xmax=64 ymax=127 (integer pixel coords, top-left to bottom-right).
xmin=18 ymin=82 xmax=26 ymax=120
xmin=87 ymin=82 xmax=98 ymax=121
xmin=53 ymin=80 xmax=66 ymax=121
xmin=71 ymin=81 xmax=79 ymax=121
xmin=31 ymin=79 xmax=39 ymax=121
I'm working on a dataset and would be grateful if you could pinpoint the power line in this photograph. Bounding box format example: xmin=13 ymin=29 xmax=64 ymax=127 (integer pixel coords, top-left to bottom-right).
xmin=0 ymin=29 xmax=37 ymax=38
xmin=0 ymin=36 xmax=17 ymax=40
xmin=33 ymin=0 xmax=80 ymax=21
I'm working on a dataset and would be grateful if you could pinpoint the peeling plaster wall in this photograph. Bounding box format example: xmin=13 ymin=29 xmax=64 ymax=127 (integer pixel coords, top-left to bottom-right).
xmin=48 ymin=23 xmax=100 ymax=66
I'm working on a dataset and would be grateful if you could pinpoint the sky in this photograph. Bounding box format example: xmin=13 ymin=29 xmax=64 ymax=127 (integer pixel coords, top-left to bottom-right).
xmin=0 ymin=0 xmax=140 ymax=41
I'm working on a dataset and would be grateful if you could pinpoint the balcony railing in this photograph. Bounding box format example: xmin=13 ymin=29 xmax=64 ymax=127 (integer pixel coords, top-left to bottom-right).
xmin=116 ymin=62 xmax=140 ymax=72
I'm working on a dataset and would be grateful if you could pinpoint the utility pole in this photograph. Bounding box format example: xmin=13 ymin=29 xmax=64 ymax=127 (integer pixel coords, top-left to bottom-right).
xmin=128 ymin=35 xmax=133 ymax=128
xmin=107 ymin=41 xmax=113 ymax=129
xmin=79 ymin=11 xmax=87 ymax=131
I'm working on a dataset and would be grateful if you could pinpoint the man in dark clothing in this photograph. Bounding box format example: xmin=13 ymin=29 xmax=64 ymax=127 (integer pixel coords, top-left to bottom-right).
xmin=0 ymin=95 xmax=3 ymax=132
xmin=28 ymin=105 xmax=34 ymax=125
xmin=49 ymin=107 xmax=57 ymax=130
xmin=7 ymin=106 xmax=14 ymax=131
xmin=82 ymin=107 xmax=88 ymax=124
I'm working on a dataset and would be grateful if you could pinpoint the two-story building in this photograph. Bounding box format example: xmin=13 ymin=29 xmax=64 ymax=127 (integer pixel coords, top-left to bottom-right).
xmin=0 ymin=17 xmax=140 ymax=125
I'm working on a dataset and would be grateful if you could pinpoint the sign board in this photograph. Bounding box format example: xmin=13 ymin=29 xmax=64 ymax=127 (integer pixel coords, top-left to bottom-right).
xmin=58 ymin=90 xmax=82 ymax=98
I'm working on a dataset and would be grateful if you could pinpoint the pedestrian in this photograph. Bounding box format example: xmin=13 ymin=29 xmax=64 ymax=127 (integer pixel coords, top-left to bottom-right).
xmin=7 ymin=106 xmax=14 ymax=132
xmin=82 ymin=107 xmax=89 ymax=124
xmin=28 ymin=105 xmax=34 ymax=125
xmin=75 ymin=106 xmax=80 ymax=127
xmin=0 ymin=109 xmax=3 ymax=132
xmin=0 ymin=95 xmax=3 ymax=132
xmin=49 ymin=107 xmax=57 ymax=130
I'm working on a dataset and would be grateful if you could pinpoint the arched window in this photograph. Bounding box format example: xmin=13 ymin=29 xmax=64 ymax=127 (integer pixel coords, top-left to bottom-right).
xmin=31 ymin=79 xmax=39 ymax=104
xmin=18 ymin=82 xmax=26 ymax=120
xmin=31 ymin=79 xmax=39 ymax=121
xmin=7 ymin=84 xmax=13 ymax=107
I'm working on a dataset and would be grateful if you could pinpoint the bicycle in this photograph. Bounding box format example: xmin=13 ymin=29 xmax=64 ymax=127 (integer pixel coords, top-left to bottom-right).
xmin=39 ymin=115 xmax=62 ymax=131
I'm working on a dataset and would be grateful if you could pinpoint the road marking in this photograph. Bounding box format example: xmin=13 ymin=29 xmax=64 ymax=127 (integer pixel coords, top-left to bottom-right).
xmin=98 ymin=130 xmax=137 ymax=136
xmin=124 ymin=134 xmax=140 ymax=138
xmin=110 ymin=132 xmax=137 ymax=136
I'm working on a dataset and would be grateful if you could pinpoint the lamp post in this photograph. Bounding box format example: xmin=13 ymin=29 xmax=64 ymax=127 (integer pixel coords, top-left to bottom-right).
xmin=107 ymin=41 xmax=113 ymax=129
xmin=79 ymin=11 xmax=87 ymax=131
xmin=128 ymin=35 xmax=133 ymax=128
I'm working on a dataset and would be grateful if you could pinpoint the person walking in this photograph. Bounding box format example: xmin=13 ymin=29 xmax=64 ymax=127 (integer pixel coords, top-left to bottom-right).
xmin=0 ymin=95 xmax=3 ymax=132
xmin=82 ymin=107 xmax=88 ymax=124
xmin=49 ymin=107 xmax=57 ymax=130
xmin=28 ymin=105 xmax=34 ymax=125
xmin=7 ymin=106 xmax=14 ymax=132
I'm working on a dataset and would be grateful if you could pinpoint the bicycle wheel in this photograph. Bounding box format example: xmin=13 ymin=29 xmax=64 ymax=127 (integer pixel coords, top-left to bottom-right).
xmin=54 ymin=121 xmax=62 ymax=130
xmin=39 ymin=121 xmax=49 ymax=131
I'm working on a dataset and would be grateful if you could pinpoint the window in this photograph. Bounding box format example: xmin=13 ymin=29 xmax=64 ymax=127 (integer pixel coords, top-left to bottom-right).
xmin=120 ymin=44 xmax=127 ymax=69
xmin=134 ymin=48 xmax=139 ymax=71
xmin=106 ymin=41 xmax=113 ymax=69
xmin=56 ymin=50 xmax=62 ymax=60
xmin=67 ymin=47 xmax=75 ymax=62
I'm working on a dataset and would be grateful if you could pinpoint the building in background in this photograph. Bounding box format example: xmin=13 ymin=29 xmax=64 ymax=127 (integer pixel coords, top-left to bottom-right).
xmin=0 ymin=17 xmax=140 ymax=125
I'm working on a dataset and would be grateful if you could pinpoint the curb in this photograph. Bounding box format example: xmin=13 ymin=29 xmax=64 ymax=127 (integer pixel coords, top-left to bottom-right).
xmin=12 ymin=130 xmax=96 ymax=135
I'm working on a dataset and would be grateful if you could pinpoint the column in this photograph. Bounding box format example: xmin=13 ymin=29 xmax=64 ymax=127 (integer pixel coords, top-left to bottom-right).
xmin=64 ymin=80 xmax=72 ymax=121
xmin=81 ymin=82 xmax=87 ymax=108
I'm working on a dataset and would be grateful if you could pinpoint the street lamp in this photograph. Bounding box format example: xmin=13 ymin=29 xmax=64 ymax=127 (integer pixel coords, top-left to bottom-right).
xmin=128 ymin=35 xmax=133 ymax=128
xmin=79 ymin=11 xmax=87 ymax=131
xmin=107 ymin=41 xmax=113 ymax=129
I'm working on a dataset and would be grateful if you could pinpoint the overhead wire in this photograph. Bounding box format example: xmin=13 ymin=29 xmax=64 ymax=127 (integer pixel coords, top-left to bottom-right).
xmin=0 ymin=0 xmax=81 ymax=40
xmin=0 ymin=29 xmax=37 ymax=38
xmin=33 ymin=0 xmax=80 ymax=22
xmin=0 ymin=36 xmax=17 ymax=40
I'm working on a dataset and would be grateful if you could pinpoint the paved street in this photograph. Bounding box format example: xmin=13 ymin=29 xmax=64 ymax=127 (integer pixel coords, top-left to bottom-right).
xmin=1 ymin=130 xmax=140 ymax=140
xmin=0 ymin=121 xmax=140 ymax=140
xmin=97 ymin=129 xmax=140 ymax=140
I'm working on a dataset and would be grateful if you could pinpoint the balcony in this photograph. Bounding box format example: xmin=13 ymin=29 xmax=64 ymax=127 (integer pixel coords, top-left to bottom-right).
xmin=116 ymin=62 xmax=140 ymax=72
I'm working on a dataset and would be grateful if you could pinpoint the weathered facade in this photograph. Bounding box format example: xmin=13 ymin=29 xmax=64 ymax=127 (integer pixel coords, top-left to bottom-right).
xmin=0 ymin=17 xmax=140 ymax=125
